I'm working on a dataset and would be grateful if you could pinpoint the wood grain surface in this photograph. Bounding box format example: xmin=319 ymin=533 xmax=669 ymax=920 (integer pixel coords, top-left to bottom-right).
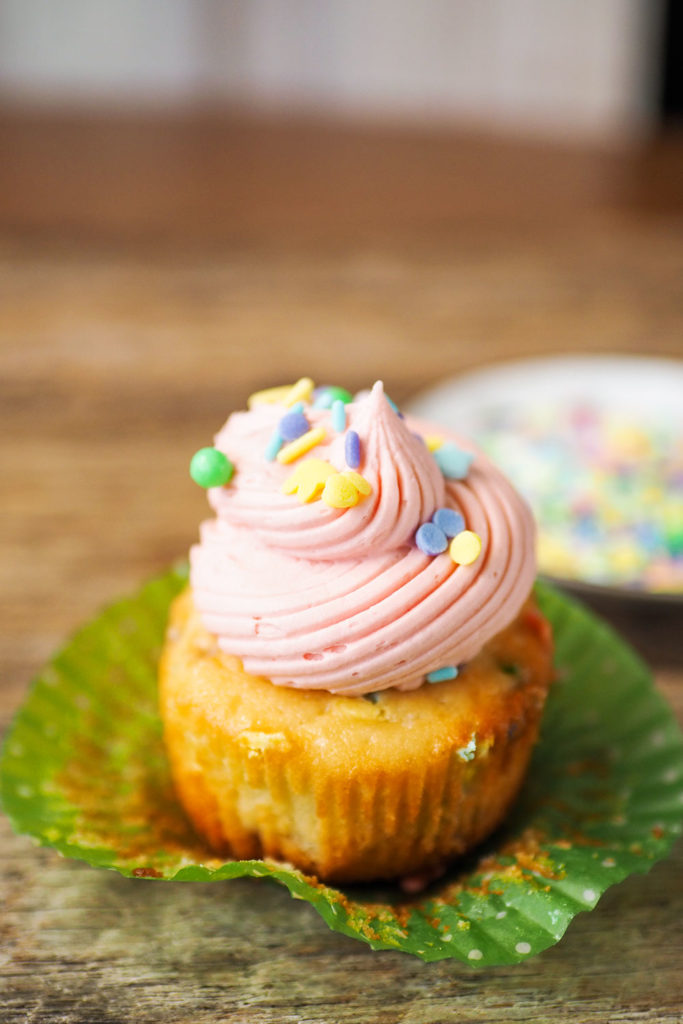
xmin=1 ymin=110 xmax=682 ymax=1024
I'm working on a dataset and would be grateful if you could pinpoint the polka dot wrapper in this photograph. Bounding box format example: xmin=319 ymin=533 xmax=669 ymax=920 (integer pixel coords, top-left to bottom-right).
xmin=1 ymin=566 xmax=681 ymax=967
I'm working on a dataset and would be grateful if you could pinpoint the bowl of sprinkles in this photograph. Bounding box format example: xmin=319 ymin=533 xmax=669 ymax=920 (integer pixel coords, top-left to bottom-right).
xmin=407 ymin=355 xmax=683 ymax=601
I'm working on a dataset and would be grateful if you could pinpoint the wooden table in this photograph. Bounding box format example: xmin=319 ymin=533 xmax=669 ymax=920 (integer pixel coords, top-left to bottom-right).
xmin=1 ymin=110 xmax=682 ymax=1023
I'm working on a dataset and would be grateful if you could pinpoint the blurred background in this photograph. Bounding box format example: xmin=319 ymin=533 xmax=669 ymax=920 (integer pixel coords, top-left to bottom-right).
xmin=2 ymin=1 xmax=682 ymax=707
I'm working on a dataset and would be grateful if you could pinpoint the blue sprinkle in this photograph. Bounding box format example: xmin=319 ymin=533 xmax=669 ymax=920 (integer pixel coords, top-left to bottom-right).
xmin=416 ymin=522 xmax=448 ymax=556
xmin=433 ymin=442 xmax=474 ymax=480
xmin=331 ymin=399 xmax=346 ymax=432
xmin=385 ymin=394 xmax=400 ymax=413
xmin=313 ymin=391 xmax=334 ymax=410
xmin=412 ymin=432 xmax=425 ymax=444
xmin=426 ymin=666 xmax=459 ymax=684
xmin=264 ymin=429 xmax=283 ymax=461
xmin=432 ymin=507 xmax=465 ymax=537
xmin=345 ymin=430 xmax=361 ymax=469
xmin=279 ymin=410 xmax=309 ymax=441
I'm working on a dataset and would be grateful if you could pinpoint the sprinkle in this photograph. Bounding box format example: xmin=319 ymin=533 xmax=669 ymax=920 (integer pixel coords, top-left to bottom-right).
xmin=416 ymin=522 xmax=448 ymax=556
xmin=322 ymin=473 xmax=361 ymax=508
xmin=515 ymin=942 xmax=532 ymax=955
xmin=341 ymin=470 xmax=372 ymax=496
xmin=277 ymin=427 xmax=326 ymax=464
xmin=425 ymin=435 xmax=443 ymax=452
xmin=282 ymin=458 xmax=336 ymax=502
xmin=312 ymin=385 xmax=353 ymax=410
xmin=385 ymin=394 xmax=400 ymax=413
xmin=331 ymin=399 xmax=346 ymax=432
xmin=283 ymin=377 xmax=315 ymax=407
xmin=433 ymin=442 xmax=475 ymax=480
xmin=247 ymin=384 xmax=293 ymax=408
xmin=345 ymin=430 xmax=362 ymax=469
xmin=279 ymin=410 xmax=310 ymax=442
xmin=190 ymin=447 xmax=234 ymax=488
xmin=449 ymin=530 xmax=482 ymax=565
xmin=426 ymin=666 xmax=458 ymax=683
xmin=432 ymin=507 xmax=465 ymax=537
xmin=467 ymin=948 xmax=483 ymax=961
xmin=264 ymin=429 xmax=283 ymax=461
xmin=473 ymin=402 xmax=683 ymax=593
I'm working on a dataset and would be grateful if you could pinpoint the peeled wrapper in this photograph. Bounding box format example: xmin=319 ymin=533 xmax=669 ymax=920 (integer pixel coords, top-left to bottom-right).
xmin=1 ymin=567 xmax=682 ymax=966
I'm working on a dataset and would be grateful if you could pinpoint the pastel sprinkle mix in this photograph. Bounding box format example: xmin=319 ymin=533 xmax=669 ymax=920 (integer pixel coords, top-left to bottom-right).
xmin=433 ymin=442 xmax=475 ymax=480
xmin=331 ymin=399 xmax=346 ymax=432
xmin=322 ymin=473 xmax=362 ymax=508
xmin=264 ymin=429 xmax=283 ymax=461
xmin=283 ymin=377 xmax=315 ymax=407
xmin=416 ymin=522 xmax=448 ymax=556
xmin=282 ymin=458 xmax=336 ymax=503
xmin=425 ymin=435 xmax=443 ymax=452
xmin=341 ymin=470 xmax=372 ymax=495
xmin=189 ymin=447 xmax=234 ymax=488
xmin=312 ymin=385 xmax=353 ymax=410
xmin=449 ymin=530 xmax=482 ymax=565
xmin=475 ymin=402 xmax=683 ymax=593
xmin=345 ymin=430 xmax=361 ymax=469
xmin=432 ymin=507 xmax=465 ymax=537
xmin=279 ymin=409 xmax=310 ymax=442
xmin=426 ymin=665 xmax=459 ymax=683
xmin=276 ymin=426 xmax=326 ymax=464
xmin=247 ymin=384 xmax=293 ymax=408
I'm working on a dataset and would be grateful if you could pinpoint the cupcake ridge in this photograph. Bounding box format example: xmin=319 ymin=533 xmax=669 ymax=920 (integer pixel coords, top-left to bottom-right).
xmin=190 ymin=380 xmax=536 ymax=695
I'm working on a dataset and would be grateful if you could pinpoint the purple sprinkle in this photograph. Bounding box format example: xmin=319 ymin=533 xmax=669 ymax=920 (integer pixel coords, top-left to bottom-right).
xmin=432 ymin=507 xmax=465 ymax=537
xmin=279 ymin=410 xmax=309 ymax=442
xmin=416 ymin=522 xmax=448 ymax=556
xmin=345 ymin=430 xmax=361 ymax=469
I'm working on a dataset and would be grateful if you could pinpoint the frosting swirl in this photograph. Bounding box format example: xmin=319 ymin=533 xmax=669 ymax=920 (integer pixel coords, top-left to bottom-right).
xmin=190 ymin=382 xmax=536 ymax=695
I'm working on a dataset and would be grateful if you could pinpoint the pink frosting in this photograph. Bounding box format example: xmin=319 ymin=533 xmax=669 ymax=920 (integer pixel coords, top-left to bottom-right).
xmin=190 ymin=381 xmax=536 ymax=695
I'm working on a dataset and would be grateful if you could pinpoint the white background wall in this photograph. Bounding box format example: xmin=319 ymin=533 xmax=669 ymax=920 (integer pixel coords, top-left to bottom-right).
xmin=0 ymin=0 xmax=664 ymax=138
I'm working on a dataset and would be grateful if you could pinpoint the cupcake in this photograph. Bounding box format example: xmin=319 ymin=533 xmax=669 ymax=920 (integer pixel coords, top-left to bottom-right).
xmin=160 ymin=379 xmax=553 ymax=882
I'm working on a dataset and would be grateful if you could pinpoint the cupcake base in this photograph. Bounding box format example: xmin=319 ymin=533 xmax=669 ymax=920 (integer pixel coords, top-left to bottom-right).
xmin=159 ymin=589 xmax=553 ymax=883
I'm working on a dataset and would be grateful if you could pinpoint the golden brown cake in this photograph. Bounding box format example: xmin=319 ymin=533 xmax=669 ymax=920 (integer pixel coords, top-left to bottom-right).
xmin=160 ymin=589 xmax=552 ymax=882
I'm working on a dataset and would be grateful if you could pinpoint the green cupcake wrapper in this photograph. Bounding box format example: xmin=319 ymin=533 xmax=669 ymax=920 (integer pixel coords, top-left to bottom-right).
xmin=1 ymin=566 xmax=682 ymax=966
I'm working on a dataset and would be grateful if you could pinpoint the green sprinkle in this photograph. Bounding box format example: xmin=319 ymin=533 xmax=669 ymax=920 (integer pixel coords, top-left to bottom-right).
xmin=190 ymin=447 xmax=234 ymax=488
xmin=313 ymin=386 xmax=354 ymax=410
xmin=456 ymin=736 xmax=477 ymax=762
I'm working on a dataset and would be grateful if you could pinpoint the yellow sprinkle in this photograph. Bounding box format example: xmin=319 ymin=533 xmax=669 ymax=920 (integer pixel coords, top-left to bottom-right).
xmin=425 ymin=435 xmax=443 ymax=452
xmin=322 ymin=474 xmax=360 ymax=508
xmin=341 ymin=470 xmax=372 ymax=496
xmin=449 ymin=530 xmax=482 ymax=566
xmin=277 ymin=426 xmax=325 ymax=464
xmin=536 ymin=534 xmax=575 ymax=575
xmin=282 ymin=458 xmax=336 ymax=503
xmin=247 ymin=385 xmax=293 ymax=409
xmin=283 ymin=376 xmax=315 ymax=407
